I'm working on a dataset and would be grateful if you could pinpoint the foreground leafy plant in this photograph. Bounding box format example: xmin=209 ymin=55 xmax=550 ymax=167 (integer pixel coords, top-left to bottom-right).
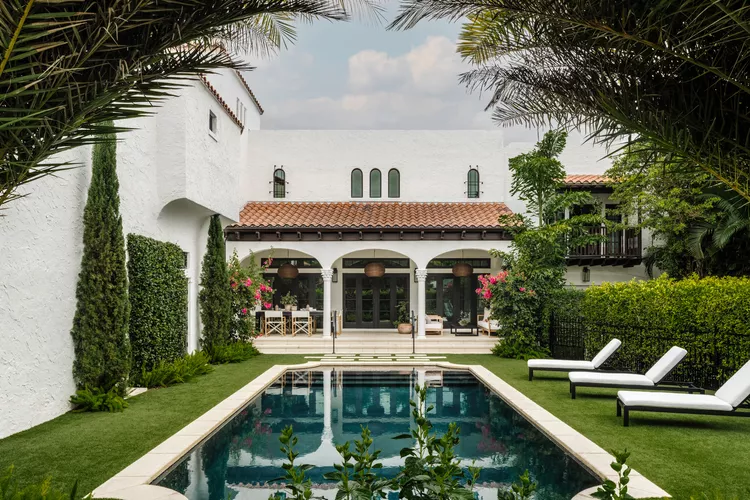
xmin=323 ymin=426 xmax=390 ymax=499
xmin=209 ymin=342 xmax=260 ymax=364
xmin=497 ymin=470 xmax=537 ymax=500
xmin=137 ymin=352 xmax=214 ymax=388
xmin=393 ymin=384 xmax=479 ymax=499
xmin=592 ymin=450 xmax=634 ymax=500
xmin=268 ymin=426 xmax=317 ymax=500
xmin=0 ymin=466 xmax=80 ymax=500
xmin=69 ymin=387 xmax=128 ymax=413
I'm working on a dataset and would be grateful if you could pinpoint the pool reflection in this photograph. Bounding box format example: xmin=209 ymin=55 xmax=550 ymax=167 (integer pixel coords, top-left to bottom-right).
xmin=155 ymin=369 xmax=598 ymax=500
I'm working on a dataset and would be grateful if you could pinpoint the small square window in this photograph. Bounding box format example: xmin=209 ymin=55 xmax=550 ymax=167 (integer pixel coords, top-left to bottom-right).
xmin=181 ymin=252 xmax=189 ymax=269
xmin=208 ymin=110 xmax=217 ymax=134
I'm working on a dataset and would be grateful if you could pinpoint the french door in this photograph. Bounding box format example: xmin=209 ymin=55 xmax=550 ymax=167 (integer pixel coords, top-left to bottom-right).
xmin=343 ymin=274 xmax=409 ymax=328
xmin=425 ymin=274 xmax=478 ymax=325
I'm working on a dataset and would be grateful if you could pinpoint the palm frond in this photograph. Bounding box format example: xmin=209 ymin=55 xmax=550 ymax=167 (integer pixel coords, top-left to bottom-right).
xmin=1 ymin=0 xmax=376 ymax=208
xmin=392 ymin=0 xmax=750 ymax=201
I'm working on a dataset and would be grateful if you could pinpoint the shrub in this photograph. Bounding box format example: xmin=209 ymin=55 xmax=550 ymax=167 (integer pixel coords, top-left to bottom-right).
xmin=127 ymin=234 xmax=188 ymax=377
xmin=227 ymin=250 xmax=274 ymax=341
xmin=70 ymin=124 xmax=130 ymax=393
xmin=0 ymin=466 xmax=80 ymax=500
xmin=581 ymin=275 xmax=750 ymax=385
xmin=136 ymin=352 xmax=213 ymax=388
xmin=199 ymin=215 xmax=232 ymax=355
xmin=208 ymin=342 xmax=259 ymax=364
xmin=69 ymin=387 xmax=128 ymax=413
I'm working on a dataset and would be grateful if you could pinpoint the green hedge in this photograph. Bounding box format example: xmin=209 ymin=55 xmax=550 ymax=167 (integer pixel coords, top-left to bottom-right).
xmin=579 ymin=275 xmax=750 ymax=386
xmin=127 ymin=234 xmax=188 ymax=376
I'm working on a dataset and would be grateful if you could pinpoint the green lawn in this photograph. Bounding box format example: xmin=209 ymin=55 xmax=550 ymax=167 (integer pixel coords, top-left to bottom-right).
xmin=0 ymin=355 xmax=307 ymax=496
xmin=445 ymin=355 xmax=750 ymax=500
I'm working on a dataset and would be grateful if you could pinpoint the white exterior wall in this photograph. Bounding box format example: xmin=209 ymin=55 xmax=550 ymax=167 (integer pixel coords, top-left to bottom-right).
xmin=0 ymin=74 xmax=261 ymax=439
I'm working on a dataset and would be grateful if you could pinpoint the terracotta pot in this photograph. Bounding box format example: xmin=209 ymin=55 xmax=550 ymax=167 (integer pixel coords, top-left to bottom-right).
xmin=397 ymin=323 xmax=413 ymax=334
xmin=284 ymin=304 xmax=292 ymax=311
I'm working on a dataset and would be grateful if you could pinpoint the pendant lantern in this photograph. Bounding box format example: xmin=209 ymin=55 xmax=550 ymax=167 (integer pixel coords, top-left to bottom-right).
xmin=452 ymin=262 xmax=473 ymax=277
xmin=278 ymin=262 xmax=299 ymax=279
xmin=364 ymin=261 xmax=385 ymax=278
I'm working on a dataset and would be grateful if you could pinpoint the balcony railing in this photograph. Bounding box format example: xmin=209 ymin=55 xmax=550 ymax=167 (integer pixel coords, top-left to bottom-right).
xmin=566 ymin=226 xmax=642 ymax=266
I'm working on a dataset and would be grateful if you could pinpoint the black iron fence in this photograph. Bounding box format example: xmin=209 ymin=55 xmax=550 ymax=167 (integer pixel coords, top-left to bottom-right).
xmin=549 ymin=313 xmax=750 ymax=390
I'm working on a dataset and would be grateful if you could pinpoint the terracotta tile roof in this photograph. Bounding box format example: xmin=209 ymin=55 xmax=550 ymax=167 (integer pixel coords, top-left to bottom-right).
xmin=563 ymin=174 xmax=612 ymax=186
xmin=234 ymin=71 xmax=264 ymax=115
xmin=198 ymin=74 xmax=244 ymax=131
xmin=235 ymin=202 xmax=513 ymax=229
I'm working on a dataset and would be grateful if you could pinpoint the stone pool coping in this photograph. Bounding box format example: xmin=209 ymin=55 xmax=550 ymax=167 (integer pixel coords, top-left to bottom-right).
xmin=92 ymin=361 xmax=670 ymax=500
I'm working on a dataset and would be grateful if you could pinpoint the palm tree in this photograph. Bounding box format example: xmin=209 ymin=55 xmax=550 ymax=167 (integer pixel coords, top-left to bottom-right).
xmin=389 ymin=0 xmax=750 ymax=201
xmin=688 ymin=189 xmax=750 ymax=262
xmin=0 ymin=0 xmax=382 ymax=209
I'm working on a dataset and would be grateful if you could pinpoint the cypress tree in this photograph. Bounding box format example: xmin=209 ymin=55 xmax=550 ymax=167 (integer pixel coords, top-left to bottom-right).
xmin=70 ymin=123 xmax=131 ymax=393
xmin=199 ymin=214 xmax=232 ymax=354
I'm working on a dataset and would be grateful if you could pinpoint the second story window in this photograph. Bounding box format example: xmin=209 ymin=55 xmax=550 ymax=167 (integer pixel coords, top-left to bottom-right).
xmin=273 ymin=167 xmax=286 ymax=198
xmin=370 ymin=168 xmax=382 ymax=198
xmin=235 ymin=98 xmax=247 ymax=126
xmin=351 ymin=169 xmax=363 ymax=198
xmin=388 ymin=169 xmax=400 ymax=198
xmin=467 ymin=168 xmax=480 ymax=198
xmin=208 ymin=110 xmax=218 ymax=135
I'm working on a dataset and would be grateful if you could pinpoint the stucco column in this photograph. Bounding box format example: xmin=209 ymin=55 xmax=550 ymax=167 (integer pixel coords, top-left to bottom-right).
xmin=321 ymin=268 xmax=333 ymax=338
xmin=415 ymin=269 xmax=428 ymax=339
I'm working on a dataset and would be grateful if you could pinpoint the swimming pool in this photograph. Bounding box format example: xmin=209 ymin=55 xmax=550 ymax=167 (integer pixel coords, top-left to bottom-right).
xmin=154 ymin=368 xmax=600 ymax=499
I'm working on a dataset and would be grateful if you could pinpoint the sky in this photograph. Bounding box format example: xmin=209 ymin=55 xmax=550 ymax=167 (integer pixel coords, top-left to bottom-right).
xmin=242 ymin=2 xmax=547 ymax=142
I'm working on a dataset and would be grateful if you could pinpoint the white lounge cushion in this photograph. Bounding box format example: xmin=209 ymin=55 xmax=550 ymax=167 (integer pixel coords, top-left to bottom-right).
xmin=715 ymin=359 xmax=750 ymax=407
xmin=590 ymin=339 xmax=622 ymax=368
xmin=570 ymin=372 xmax=655 ymax=387
xmin=618 ymin=391 xmax=734 ymax=412
xmin=528 ymin=359 xmax=596 ymax=370
xmin=424 ymin=324 xmax=443 ymax=331
xmin=644 ymin=346 xmax=687 ymax=383
xmin=478 ymin=320 xmax=500 ymax=330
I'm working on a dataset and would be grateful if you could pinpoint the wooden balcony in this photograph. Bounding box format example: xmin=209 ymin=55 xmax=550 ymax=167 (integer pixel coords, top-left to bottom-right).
xmin=566 ymin=226 xmax=642 ymax=267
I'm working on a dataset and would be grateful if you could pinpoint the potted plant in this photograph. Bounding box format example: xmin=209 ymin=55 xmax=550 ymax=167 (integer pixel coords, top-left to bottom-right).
xmin=393 ymin=301 xmax=412 ymax=334
xmin=281 ymin=292 xmax=297 ymax=312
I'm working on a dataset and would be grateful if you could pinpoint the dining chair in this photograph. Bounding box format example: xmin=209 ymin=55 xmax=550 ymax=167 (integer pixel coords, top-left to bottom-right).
xmin=264 ymin=311 xmax=285 ymax=336
xmin=291 ymin=310 xmax=311 ymax=337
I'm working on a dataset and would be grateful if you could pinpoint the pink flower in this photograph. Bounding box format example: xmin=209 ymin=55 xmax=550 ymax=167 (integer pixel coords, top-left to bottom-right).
xmin=245 ymin=278 xmax=253 ymax=287
xmin=254 ymin=291 xmax=261 ymax=300
xmin=483 ymin=291 xmax=492 ymax=299
xmin=230 ymin=281 xmax=237 ymax=288
xmin=519 ymin=287 xmax=526 ymax=292
xmin=242 ymin=308 xmax=248 ymax=315
xmin=489 ymin=276 xmax=498 ymax=284
xmin=475 ymin=288 xmax=482 ymax=295
xmin=263 ymin=302 xmax=273 ymax=309
xmin=263 ymin=408 xmax=272 ymax=415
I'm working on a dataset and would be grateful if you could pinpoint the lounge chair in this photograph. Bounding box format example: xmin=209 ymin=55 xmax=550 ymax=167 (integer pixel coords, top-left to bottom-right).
xmin=527 ymin=338 xmax=621 ymax=381
xmin=424 ymin=315 xmax=444 ymax=335
xmin=569 ymin=346 xmax=702 ymax=399
xmin=616 ymin=359 xmax=750 ymax=426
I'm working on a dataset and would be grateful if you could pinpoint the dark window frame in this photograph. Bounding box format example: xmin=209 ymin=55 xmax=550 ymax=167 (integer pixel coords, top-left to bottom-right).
xmin=351 ymin=168 xmax=363 ymax=198
xmin=388 ymin=168 xmax=400 ymax=198
xmin=208 ymin=110 xmax=218 ymax=134
xmin=370 ymin=169 xmax=382 ymax=198
xmin=273 ymin=168 xmax=286 ymax=199
xmin=427 ymin=258 xmax=491 ymax=269
xmin=467 ymin=168 xmax=480 ymax=198
xmin=343 ymin=258 xmax=410 ymax=269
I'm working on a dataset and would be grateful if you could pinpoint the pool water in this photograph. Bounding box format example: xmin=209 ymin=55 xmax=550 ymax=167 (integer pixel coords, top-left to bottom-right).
xmin=155 ymin=369 xmax=599 ymax=499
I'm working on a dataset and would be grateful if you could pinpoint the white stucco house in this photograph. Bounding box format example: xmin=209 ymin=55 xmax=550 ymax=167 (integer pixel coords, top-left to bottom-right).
xmin=0 ymin=68 xmax=649 ymax=439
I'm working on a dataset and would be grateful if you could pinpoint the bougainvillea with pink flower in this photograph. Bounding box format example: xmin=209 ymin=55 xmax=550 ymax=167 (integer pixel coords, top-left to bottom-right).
xmin=228 ymin=250 xmax=274 ymax=341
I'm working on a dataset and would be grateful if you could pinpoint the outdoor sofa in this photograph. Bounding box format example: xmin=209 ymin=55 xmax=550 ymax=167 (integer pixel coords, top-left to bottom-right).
xmin=568 ymin=346 xmax=702 ymax=399
xmin=616 ymin=359 xmax=750 ymax=426
xmin=477 ymin=308 xmax=500 ymax=336
xmin=527 ymin=338 xmax=621 ymax=381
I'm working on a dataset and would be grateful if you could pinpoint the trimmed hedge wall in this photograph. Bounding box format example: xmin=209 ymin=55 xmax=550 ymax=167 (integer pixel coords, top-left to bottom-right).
xmin=578 ymin=275 xmax=750 ymax=386
xmin=127 ymin=234 xmax=188 ymax=376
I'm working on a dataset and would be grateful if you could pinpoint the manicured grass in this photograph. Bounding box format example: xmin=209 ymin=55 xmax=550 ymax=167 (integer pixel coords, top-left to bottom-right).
xmin=0 ymin=354 xmax=307 ymax=496
xmin=445 ymin=355 xmax=750 ymax=500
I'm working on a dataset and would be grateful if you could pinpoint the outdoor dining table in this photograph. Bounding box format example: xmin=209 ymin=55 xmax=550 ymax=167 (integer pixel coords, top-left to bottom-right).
xmin=255 ymin=310 xmax=326 ymax=335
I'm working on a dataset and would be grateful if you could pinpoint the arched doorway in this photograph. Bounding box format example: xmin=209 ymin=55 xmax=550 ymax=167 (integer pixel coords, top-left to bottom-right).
xmin=334 ymin=249 xmax=414 ymax=330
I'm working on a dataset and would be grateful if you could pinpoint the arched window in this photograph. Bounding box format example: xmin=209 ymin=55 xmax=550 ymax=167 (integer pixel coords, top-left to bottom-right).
xmin=370 ymin=169 xmax=382 ymax=198
xmin=351 ymin=169 xmax=363 ymax=198
xmin=388 ymin=168 xmax=400 ymax=198
xmin=273 ymin=168 xmax=286 ymax=198
xmin=467 ymin=168 xmax=480 ymax=198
